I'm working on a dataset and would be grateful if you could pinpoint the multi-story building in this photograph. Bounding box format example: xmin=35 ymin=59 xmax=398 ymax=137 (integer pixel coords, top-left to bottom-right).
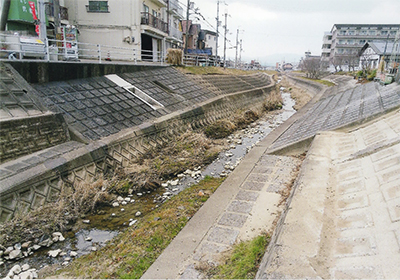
xmin=166 ymin=0 xmax=183 ymax=49
xmin=203 ymin=30 xmax=217 ymax=56
xmin=65 ymin=0 xmax=182 ymax=61
xmin=322 ymin=24 xmax=400 ymax=69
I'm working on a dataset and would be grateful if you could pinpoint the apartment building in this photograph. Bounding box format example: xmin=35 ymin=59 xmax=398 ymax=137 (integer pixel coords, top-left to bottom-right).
xmin=322 ymin=24 xmax=400 ymax=68
xmin=203 ymin=30 xmax=217 ymax=56
xmin=166 ymin=0 xmax=183 ymax=49
xmin=65 ymin=0 xmax=182 ymax=61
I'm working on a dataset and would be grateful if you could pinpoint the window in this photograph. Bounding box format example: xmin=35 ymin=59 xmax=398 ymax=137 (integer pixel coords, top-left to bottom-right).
xmin=381 ymin=30 xmax=388 ymax=36
xmin=86 ymin=1 xmax=109 ymax=12
xmin=369 ymin=30 xmax=376 ymax=35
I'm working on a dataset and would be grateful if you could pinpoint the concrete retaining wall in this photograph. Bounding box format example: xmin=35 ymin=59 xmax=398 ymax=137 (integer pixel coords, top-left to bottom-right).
xmin=7 ymin=61 xmax=163 ymax=84
xmin=0 ymin=113 xmax=70 ymax=163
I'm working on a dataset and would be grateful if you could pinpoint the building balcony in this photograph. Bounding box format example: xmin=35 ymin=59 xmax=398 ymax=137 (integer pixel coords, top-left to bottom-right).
xmin=45 ymin=3 xmax=69 ymax=20
xmin=149 ymin=0 xmax=167 ymax=7
xmin=168 ymin=26 xmax=183 ymax=41
xmin=322 ymin=48 xmax=331 ymax=54
xmin=335 ymin=43 xmax=364 ymax=48
xmin=141 ymin=12 xmax=168 ymax=34
xmin=168 ymin=0 xmax=184 ymax=18
xmin=335 ymin=34 xmax=395 ymax=39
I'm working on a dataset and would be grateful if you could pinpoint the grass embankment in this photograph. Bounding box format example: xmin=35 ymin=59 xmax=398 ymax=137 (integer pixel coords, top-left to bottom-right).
xmin=176 ymin=66 xmax=277 ymax=76
xmin=299 ymin=76 xmax=336 ymax=87
xmin=52 ymin=176 xmax=224 ymax=279
xmin=198 ymin=234 xmax=270 ymax=279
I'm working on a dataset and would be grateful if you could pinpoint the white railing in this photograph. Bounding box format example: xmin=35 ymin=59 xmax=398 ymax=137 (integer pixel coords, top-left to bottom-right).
xmin=0 ymin=33 xmax=166 ymax=65
xmin=183 ymin=54 xmax=219 ymax=67
xmin=1 ymin=33 xmax=226 ymax=68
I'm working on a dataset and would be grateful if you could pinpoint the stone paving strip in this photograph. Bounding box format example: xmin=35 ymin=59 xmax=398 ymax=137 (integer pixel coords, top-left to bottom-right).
xmin=142 ymin=153 xmax=302 ymax=278
xmin=258 ymin=109 xmax=400 ymax=279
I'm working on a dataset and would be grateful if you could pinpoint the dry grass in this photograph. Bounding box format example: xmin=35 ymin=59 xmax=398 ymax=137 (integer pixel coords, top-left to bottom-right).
xmin=175 ymin=66 xmax=258 ymax=76
xmin=264 ymin=87 xmax=283 ymax=111
xmin=166 ymin=48 xmax=183 ymax=66
xmin=49 ymin=176 xmax=225 ymax=279
xmin=0 ymin=179 xmax=111 ymax=248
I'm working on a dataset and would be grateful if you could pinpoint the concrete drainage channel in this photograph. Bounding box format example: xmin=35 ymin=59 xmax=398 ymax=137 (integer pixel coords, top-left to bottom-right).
xmin=0 ymin=91 xmax=296 ymax=279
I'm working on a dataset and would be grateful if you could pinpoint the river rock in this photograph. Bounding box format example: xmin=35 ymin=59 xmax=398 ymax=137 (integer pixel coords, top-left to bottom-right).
xmin=38 ymin=238 xmax=53 ymax=247
xmin=129 ymin=220 xmax=137 ymax=226
xmin=91 ymin=247 xmax=97 ymax=251
xmin=21 ymin=241 xmax=32 ymax=249
xmin=9 ymin=249 xmax=21 ymax=260
xmin=170 ymin=180 xmax=179 ymax=186
xmin=135 ymin=211 xmax=141 ymax=217
xmin=48 ymin=249 xmax=61 ymax=258
xmin=21 ymin=264 xmax=30 ymax=271
xmin=14 ymin=243 xmax=22 ymax=250
xmin=27 ymin=269 xmax=38 ymax=279
xmin=0 ymin=250 xmax=3 ymax=257
xmin=121 ymin=208 xmax=125 ymax=212
xmin=82 ymin=220 xmax=90 ymax=224
xmin=111 ymin=213 xmax=116 ymax=217
xmin=112 ymin=202 xmax=119 ymax=207
xmin=4 ymin=246 xmax=14 ymax=255
xmin=117 ymin=196 xmax=124 ymax=202
xmin=85 ymin=237 xmax=92 ymax=242
xmin=8 ymin=264 xmax=21 ymax=276
xmin=52 ymin=232 xmax=65 ymax=242
xmin=32 ymin=245 xmax=41 ymax=251
xmin=121 ymin=201 xmax=127 ymax=206
xmin=70 ymin=251 xmax=78 ymax=257
xmin=161 ymin=183 xmax=168 ymax=188
xmin=64 ymin=257 xmax=71 ymax=261
xmin=124 ymin=197 xmax=131 ymax=202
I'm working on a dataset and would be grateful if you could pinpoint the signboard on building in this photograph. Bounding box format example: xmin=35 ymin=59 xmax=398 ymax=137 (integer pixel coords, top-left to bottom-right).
xmin=8 ymin=0 xmax=38 ymax=23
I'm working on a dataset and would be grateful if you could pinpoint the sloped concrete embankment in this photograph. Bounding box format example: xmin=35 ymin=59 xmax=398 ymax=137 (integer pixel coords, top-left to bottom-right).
xmin=0 ymin=66 xmax=276 ymax=222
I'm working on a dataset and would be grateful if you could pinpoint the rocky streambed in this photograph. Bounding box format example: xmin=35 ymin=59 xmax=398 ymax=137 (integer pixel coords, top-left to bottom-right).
xmin=0 ymin=88 xmax=296 ymax=279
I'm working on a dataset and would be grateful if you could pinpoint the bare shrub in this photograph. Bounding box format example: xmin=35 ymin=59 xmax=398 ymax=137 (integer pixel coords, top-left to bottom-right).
xmin=0 ymin=178 xmax=111 ymax=247
xmin=264 ymin=89 xmax=283 ymax=111
xmin=204 ymin=120 xmax=237 ymax=139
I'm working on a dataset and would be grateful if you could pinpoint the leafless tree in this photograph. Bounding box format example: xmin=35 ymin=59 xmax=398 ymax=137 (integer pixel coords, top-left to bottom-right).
xmin=359 ymin=51 xmax=374 ymax=76
xmin=344 ymin=53 xmax=359 ymax=72
xmin=330 ymin=56 xmax=345 ymax=72
xmin=302 ymin=57 xmax=322 ymax=79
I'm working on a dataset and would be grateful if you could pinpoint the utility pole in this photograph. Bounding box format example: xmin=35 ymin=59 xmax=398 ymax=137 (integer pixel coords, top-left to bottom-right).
xmin=38 ymin=0 xmax=47 ymax=41
xmin=223 ymin=12 xmax=228 ymax=68
xmin=215 ymin=1 xmax=220 ymax=66
xmin=235 ymin=28 xmax=239 ymax=68
xmin=184 ymin=0 xmax=190 ymax=54
xmin=239 ymin=39 xmax=243 ymax=67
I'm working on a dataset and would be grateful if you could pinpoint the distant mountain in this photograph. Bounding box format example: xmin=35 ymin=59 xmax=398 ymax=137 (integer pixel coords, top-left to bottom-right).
xmin=247 ymin=53 xmax=303 ymax=67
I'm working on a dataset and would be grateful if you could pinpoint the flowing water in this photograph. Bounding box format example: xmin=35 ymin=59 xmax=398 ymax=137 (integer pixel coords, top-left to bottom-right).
xmin=0 ymin=89 xmax=296 ymax=277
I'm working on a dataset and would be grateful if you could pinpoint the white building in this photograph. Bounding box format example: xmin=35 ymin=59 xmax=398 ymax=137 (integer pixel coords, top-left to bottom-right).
xmin=359 ymin=41 xmax=398 ymax=70
xmin=321 ymin=24 xmax=400 ymax=69
xmin=203 ymin=30 xmax=217 ymax=56
xmin=65 ymin=0 xmax=182 ymax=61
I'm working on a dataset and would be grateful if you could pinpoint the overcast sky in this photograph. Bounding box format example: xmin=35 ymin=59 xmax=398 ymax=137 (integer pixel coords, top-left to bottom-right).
xmin=189 ymin=0 xmax=400 ymax=65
